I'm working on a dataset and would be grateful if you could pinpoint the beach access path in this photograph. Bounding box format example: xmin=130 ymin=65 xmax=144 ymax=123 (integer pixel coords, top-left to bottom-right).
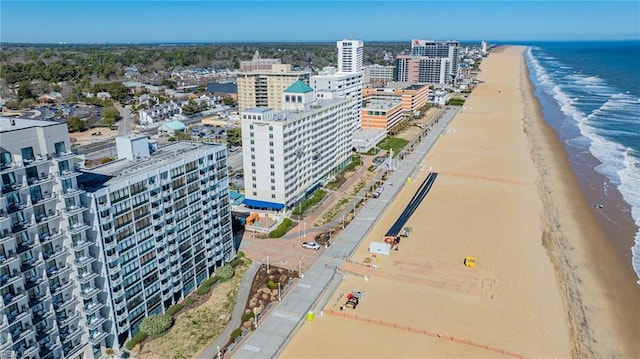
xmin=230 ymin=107 xmax=459 ymax=359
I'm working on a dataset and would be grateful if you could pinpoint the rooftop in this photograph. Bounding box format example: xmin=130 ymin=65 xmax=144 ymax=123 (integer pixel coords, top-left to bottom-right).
xmin=159 ymin=120 xmax=186 ymax=131
xmin=284 ymin=80 xmax=314 ymax=94
xmin=78 ymin=141 xmax=225 ymax=192
xmin=0 ymin=117 xmax=62 ymax=132
xmin=363 ymin=99 xmax=402 ymax=110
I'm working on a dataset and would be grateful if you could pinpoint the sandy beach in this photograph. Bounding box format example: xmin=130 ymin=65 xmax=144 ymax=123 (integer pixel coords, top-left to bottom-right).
xmin=280 ymin=46 xmax=640 ymax=359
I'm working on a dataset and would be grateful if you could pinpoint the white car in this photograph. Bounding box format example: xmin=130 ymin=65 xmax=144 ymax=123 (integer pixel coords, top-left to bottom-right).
xmin=302 ymin=242 xmax=321 ymax=251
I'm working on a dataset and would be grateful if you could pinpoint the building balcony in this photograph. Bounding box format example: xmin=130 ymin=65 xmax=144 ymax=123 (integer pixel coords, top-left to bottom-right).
xmin=108 ymin=263 xmax=121 ymax=275
xmin=83 ymin=302 xmax=104 ymax=315
xmin=43 ymin=246 xmax=66 ymax=262
xmin=29 ymin=290 xmax=51 ymax=309
xmin=11 ymin=220 xmax=32 ymax=234
xmin=111 ymin=286 xmax=124 ymax=298
xmin=28 ymin=173 xmax=55 ymax=187
xmin=40 ymin=229 xmax=64 ymax=245
xmin=116 ymin=310 xmax=127 ymax=322
xmin=31 ymin=191 xmax=57 ymax=205
xmin=22 ymin=343 xmax=40 ymax=358
xmin=68 ymin=222 xmax=90 ymax=235
xmin=32 ymin=306 xmax=54 ymax=324
xmin=47 ymin=265 xmax=71 ymax=280
xmin=161 ymin=289 xmax=172 ymax=300
xmin=11 ymin=327 xmax=34 ymax=343
xmin=1 ymin=182 xmax=25 ymax=195
xmin=87 ymin=317 xmax=107 ymax=331
xmin=6 ymin=305 xmax=30 ymax=324
xmin=0 ymin=229 xmax=12 ymax=244
xmin=3 ymin=290 xmax=27 ymax=308
xmin=63 ymin=204 xmax=88 ymax=217
xmin=36 ymin=210 xmax=61 ymax=224
xmin=61 ymin=187 xmax=85 ymax=198
xmin=53 ymin=295 xmax=76 ymax=313
xmin=81 ymin=287 xmax=101 ymax=300
xmin=51 ymin=279 xmax=74 ymax=296
xmin=60 ymin=326 xmax=82 ymax=343
xmin=57 ymin=170 xmax=80 ymax=181
xmin=57 ymin=311 xmax=80 ymax=328
xmin=21 ymin=256 xmax=43 ymax=271
xmin=7 ymin=201 xmax=27 ymax=214
xmin=70 ymin=239 xmax=91 ymax=252
xmin=39 ymin=340 xmax=61 ymax=358
xmin=88 ymin=330 xmax=108 ymax=345
xmin=52 ymin=151 xmax=75 ymax=162
xmin=24 ymin=275 xmax=46 ymax=291
xmin=113 ymin=298 xmax=126 ymax=311
xmin=109 ymin=274 xmax=122 ymax=288
xmin=102 ymin=226 xmax=115 ymax=237
xmin=78 ymin=271 xmax=98 ymax=285
xmin=103 ymin=238 xmax=116 ymax=251
xmin=74 ymin=255 xmax=96 ymax=268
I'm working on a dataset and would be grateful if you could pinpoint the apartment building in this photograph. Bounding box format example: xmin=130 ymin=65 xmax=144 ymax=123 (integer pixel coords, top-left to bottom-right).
xmin=1 ymin=117 xmax=93 ymax=359
xmin=361 ymin=100 xmax=404 ymax=132
xmin=310 ymin=66 xmax=363 ymax=128
xmin=363 ymin=65 xmax=395 ymax=85
xmin=138 ymin=102 xmax=182 ymax=125
xmin=411 ymin=39 xmax=460 ymax=74
xmin=240 ymin=81 xmax=353 ymax=209
xmin=362 ymin=83 xmax=430 ymax=114
xmin=79 ymin=136 xmax=234 ymax=349
xmin=236 ymin=64 xmax=311 ymax=112
xmin=337 ymin=39 xmax=364 ymax=73
xmin=0 ymin=117 xmax=234 ymax=358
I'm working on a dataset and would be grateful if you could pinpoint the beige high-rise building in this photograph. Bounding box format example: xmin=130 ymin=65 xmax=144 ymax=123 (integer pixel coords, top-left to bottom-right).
xmin=236 ymin=64 xmax=310 ymax=111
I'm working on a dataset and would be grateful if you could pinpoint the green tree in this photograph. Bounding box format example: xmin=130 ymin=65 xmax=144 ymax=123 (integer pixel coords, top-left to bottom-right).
xmin=103 ymin=106 xmax=120 ymax=125
xmin=18 ymin=81 xmax=33 ymax=101
xmin=223 ymin=97 xmax=236 ymax=106
xmin=216 ymin=265 xmax=235 ymax=282
xmin=66 ymin=117 xmax=85 ymax=132
xmin=226 ymin=128 xmax=242 ymax=146
xmin=161 ymin=79 xmax=177 ymax=89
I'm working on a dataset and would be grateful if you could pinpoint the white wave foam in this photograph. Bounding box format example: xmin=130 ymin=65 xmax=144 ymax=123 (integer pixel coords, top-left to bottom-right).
xmin=526 ymin=47 xmax=640 ymax=284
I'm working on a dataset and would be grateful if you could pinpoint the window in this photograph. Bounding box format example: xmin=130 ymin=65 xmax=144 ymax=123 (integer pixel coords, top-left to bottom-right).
xmin=54 ymin=142 xmax=66 ymax=156
xmin=21 ymin=147 xmax=34 ymax=161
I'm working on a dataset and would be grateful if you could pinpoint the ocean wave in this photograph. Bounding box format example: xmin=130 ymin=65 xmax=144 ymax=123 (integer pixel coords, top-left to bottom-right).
xmin=526 ymin=46 xmax=640 ymax=284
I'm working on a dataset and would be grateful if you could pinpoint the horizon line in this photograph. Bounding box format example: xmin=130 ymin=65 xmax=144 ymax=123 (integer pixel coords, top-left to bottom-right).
xmin=2 ymin=39 xmax=639 ymax=46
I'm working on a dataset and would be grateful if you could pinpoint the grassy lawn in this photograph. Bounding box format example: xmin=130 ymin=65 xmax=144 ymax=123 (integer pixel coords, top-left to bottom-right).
xmin=378 ymin=137 xmax=409 ymax=157
xmin=137 ymin=263 xmax=249 ymax=359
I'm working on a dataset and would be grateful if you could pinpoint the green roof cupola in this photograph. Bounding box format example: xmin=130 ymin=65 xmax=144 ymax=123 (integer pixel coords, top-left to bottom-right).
xmin=284 ymin=80 xmax=314 ymax=94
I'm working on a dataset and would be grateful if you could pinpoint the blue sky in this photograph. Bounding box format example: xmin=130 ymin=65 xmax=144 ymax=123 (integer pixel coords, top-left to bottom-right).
xmin=1 ymin=1 xmax=638 ymax=43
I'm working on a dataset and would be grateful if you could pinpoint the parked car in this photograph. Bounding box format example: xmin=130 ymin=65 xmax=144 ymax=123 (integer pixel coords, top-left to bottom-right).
xmin=302 ymin=242 xmax=321 ymax=251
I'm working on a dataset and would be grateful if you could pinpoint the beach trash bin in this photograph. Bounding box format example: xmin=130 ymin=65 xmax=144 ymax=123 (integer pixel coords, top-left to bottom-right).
xmin=306 ymin=311 xmax=314 ymax=321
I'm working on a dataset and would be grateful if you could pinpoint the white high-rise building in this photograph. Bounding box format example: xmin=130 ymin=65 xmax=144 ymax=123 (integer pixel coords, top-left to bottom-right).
xmin=310 ymin=66 xmax=363 ymax=128
xmin=79 ymin=137 xmax=234 ymax=349
xmin=0 ymin=117 xmax=234 ymax=358
xmin=1 ymin=117 xmax=92 ymax=359
xmin=337 ymin=39 xmax=364 ymax=73
xmin=240 ymin=81 xmax=353 ymax=209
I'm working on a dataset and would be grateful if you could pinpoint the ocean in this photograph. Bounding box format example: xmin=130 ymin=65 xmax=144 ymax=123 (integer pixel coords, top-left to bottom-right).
xmin=523 ymin=41 xmax=640 ymax=284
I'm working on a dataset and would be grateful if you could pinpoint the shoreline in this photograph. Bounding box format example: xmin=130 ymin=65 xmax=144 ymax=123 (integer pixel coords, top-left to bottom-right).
xmin=520 ymin=46 xmax=640 ymax=358
xmin=525 ymin=54 xmax=639 ymax=281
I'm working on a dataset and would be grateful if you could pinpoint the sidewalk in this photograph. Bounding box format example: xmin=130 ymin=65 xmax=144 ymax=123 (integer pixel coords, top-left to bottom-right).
xmin=197 ymin=262 xmax=259 ymax=359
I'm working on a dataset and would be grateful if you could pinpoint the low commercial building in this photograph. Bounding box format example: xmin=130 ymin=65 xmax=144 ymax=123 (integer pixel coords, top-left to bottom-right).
xmin=158 ymin=120 xmax=187 ymax=136
xmin=362 ymin=83 xmax=430 ymax=114
xmin=361 ymin=99 xmax=403 ymax=132
xmin=363 ymin=65 xmax=395 ymax=85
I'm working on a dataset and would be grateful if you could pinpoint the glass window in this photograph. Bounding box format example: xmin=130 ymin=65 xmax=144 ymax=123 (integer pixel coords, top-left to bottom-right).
xmin=21 ymin=147 xmax=34 ymax=161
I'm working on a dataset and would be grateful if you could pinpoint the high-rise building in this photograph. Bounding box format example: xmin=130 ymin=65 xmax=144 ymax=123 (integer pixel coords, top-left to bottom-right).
xmin=396 ymin=39 xmax=460 ymax=84
xmin=1 ymin=117 xmax=94 ymax=359
xmin=310 ymin=66 xmax=363 ymax=128
xmin=79 ymin=136 xmax=234 ymax=349
xmin=240 ymin=81 xmax=353 ymax=209
xmin=236 ymin=64 xmax=311 ymax=112
xmin=0 ymin=117 xmax=234 ymax=358
xmin=337 ymin=39 xmax=364 ymax=73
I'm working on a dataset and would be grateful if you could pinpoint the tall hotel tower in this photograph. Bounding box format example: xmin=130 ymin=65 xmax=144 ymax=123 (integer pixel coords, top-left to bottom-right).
xmin=336 ymin=39 xmax=364 ymax=73
xmin=0 ymin=117 xmax=234 ymax=358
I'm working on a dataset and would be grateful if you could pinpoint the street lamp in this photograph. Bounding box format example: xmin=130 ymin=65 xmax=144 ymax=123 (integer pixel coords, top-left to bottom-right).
xmin=278 ymin=282 xmax=281 ymax=301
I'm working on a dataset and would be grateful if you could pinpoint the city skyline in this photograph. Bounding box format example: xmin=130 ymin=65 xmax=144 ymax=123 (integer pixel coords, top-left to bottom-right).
xmin=1 ymin=1 xmax=638 ymax=44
